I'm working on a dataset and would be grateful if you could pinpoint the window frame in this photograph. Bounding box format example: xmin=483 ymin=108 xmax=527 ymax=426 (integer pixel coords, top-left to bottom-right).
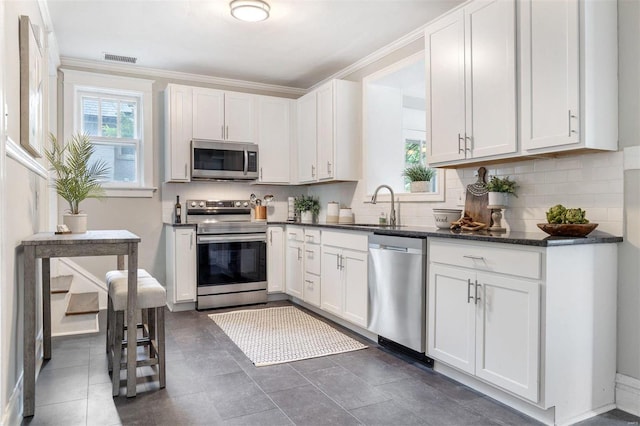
xmin=61 ymin=69 xmax=156 ymax=197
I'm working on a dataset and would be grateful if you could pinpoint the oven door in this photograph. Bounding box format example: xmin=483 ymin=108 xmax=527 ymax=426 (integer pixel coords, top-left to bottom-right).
xmin=196 ymin=233 xmax=267 ymax=291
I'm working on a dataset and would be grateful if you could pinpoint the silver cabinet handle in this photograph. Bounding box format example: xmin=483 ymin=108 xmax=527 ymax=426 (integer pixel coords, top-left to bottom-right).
xmin=327 ymin=161 xmax=332 ymax=174
xmin=311 ymin=164 xmax=315 ymax=178
xmin=190 ymin=233 xmax=193 ymax=249
xmin=339 ymin=254 xmax=344 ymax=270
xmin=260 ymin=167 xmax=263 ymax=180
xmin=305 ymin=279 xmax=314 ymax=285
xmin=568 ymin=110 xmax=577 ymax=136
xmin=226 ymin=125 xmax=229 ymax=140
xmin=463 ymin=255 xmax=484 ymax=261
xmin=269 ymin=230 xmax=273 ymax=244
xmin=467 ymin=279 xmax=474 ymax=304
xmin=475 ymin=281 xmax=481 ymax=304
xmin=458 ymin=133 xmax=464 ymax=154
xmin=336 ymin=253 xmax=340 ymax=270
xmin=221 ymin=125 xmax=224 ymax=139
xmin=297 ymin=247 xmax=301 ymax=260
xmin=184 ymin=163 xmax=188 ymax=179
xmin=465 ymin=134 xmax=471 ymax=153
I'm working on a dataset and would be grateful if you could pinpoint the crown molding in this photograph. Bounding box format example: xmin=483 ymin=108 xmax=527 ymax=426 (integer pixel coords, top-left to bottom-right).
xmin=59 ymin=57 xmax=307 ymax=96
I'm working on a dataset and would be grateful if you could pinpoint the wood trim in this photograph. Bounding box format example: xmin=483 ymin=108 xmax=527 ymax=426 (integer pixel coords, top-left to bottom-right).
xmin=5 ymin=137 xmax=48 ymax=178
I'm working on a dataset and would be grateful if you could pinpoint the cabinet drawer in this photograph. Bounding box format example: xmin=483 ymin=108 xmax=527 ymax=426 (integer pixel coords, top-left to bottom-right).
xmin=304 ymin=229 xmax=321 ymax=244
xmin=305 ymin=244 xmax=321 ymax=275
xmin=322 ymin=230 xmax=368 ymax=252
xmin=286 ymin=227 xmax=304 ymax=242
xmin=429 ymin=239 xmax=542 ymax=280
xmin=304 ymin=273 xmax=321 ymax=307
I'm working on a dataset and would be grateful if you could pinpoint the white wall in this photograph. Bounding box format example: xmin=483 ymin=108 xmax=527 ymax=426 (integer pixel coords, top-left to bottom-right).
xmin=1 ymin=0 xmax=50 ymax=422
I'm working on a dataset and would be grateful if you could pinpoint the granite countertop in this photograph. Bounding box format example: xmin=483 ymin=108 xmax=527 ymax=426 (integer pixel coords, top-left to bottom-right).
xmin=268 ymin=221 xmax=623 ymax=247
xmin=165 ymin=222 xmax=197 ymax=227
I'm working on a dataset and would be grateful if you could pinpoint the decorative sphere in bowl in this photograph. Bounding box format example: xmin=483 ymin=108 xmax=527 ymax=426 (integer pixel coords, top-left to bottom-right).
xmin=537 ymin=223 xmax=598 ymax=237
xmin=433 ymin=209 xmax=463 ymax=229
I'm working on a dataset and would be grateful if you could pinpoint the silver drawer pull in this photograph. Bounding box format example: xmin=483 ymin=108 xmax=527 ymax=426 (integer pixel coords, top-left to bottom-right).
xmin=463 ymin=255 xmax=484 ymax=261
xmin=467 ymin=279 xmax=474 ymax=304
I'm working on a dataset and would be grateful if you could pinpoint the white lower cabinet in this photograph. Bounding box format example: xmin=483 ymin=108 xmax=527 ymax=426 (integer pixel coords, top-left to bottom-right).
xmin=165 ymin=226 xmax=197 ymax=311
xmin=320 ymin=231 xmax=368 ymax=328
xmin=285 ymin=228 xmax=304 ymax=299
xmin=428 ymin=263 xmax=539 ymax=401
xmin=267 ymin=226 xmax=285 ymax=293
xmin=427 ymin=237 xmax=618 ymax=425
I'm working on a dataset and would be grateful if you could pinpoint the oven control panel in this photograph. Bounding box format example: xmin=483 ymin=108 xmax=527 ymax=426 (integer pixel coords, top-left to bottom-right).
xmin=186 ymin=199 xmax=250 ymax=211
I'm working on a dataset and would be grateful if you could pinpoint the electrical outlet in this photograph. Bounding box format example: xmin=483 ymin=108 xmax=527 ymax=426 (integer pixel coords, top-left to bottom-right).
xmin=457 ymin=189 xmax=466 ymax=206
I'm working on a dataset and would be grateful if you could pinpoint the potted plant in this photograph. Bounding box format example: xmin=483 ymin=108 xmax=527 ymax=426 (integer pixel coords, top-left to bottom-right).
xmin=44 ymin=133 xmax=110 ymax=233
xmin=403 ymin=164 xmax=435 ymax=193
xmin=294 ymin=195 xmax=320 ymax=224
xmin=486 ymin=175 xmax=517 ymax=207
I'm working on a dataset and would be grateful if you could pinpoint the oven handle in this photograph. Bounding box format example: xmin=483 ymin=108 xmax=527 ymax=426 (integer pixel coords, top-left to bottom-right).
xmin=243 ymin=150 xmax=248 ymax=176
xmin=197 ymin=234 xmax=266 ymax=244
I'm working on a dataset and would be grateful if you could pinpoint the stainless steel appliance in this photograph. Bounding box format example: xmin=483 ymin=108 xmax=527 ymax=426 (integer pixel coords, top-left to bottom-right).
xmin=191 ymin=140 xmax=259 ymax=181
xmin=368 ymin=234 xmax=427 ymax=358
xmin=187 ymin=199 xmax=267 ymax=310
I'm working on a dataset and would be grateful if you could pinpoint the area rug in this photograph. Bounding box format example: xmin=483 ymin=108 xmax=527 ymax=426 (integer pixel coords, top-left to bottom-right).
xmin=209 ymin=306 xmax=367 ymax=366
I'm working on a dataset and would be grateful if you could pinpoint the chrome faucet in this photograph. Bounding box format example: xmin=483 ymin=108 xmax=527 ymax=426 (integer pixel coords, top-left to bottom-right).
xmin=371 ymin=184 xmax=396 ymax=226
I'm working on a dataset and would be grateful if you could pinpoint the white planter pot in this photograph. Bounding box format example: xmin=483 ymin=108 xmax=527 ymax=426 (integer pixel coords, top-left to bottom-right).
xmin=300 ymin=211 xmax=314 ymax=224
xmin=488 ymin=192 xmax=509 ymax=207
xmin=63 ymin=213 xmax=88 ymax=233
xmin=410 ymin=181 xmax=431 ymax=193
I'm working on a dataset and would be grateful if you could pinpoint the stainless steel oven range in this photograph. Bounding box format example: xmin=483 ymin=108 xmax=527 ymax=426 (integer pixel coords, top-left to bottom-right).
xmin=186 ymin=199 xmax=267 ymax=310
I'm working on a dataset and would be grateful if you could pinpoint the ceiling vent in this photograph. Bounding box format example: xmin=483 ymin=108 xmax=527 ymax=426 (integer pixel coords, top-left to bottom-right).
xmin=103 ymin=53 xmax=137 ymax=64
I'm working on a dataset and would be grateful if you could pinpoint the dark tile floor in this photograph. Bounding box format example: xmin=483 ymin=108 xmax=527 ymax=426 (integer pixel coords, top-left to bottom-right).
xmin=22 ymin=301 xmax=639 ymax=426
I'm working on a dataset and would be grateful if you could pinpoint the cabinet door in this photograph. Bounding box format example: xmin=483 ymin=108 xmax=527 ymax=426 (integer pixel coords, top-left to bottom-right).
xmin=297 ymin=91 xmax=317 ymax=183
xmin=192 ymin=88 xmax=224 ymax=140
xmin=166 ymin=85 xmax=192 ymax=182
xmin=316 ymin=82 xmax=334 ymax=180
xmin=427 ymin=264 xmax=475 ymax=374
xmin=520 ymin=0 xmax=579 ymax=151
xmin=465 ymin=0 xmax=517 ymax=159
xmin=425 ymin=9 xmax=466 ymax=164
xmin=174 ymin=228 xmax=196 ymax=302
xmin=320 ymin=246 xmax=343 ymax=317
xmin=285 ymin=240 xmax=303 ymax=298
xmin=475 ymin=272 xmax=540 ymax=402
xmin=342 ymin=249 xmax=368 ymax=328
xmin=257 ymin=96 xmax=291 ymax=183
xmin=267 ymin=227 xmax=285 ymax=293
xmin=225 ymin=92 xmax=256 ymax=143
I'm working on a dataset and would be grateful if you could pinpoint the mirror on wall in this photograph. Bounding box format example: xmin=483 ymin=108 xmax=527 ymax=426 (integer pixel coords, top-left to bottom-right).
xmin=363 ymin=51 xmax=444 ymax=201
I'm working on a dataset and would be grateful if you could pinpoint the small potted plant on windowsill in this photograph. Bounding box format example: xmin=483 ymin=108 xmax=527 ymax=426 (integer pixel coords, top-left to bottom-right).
xmin=486 ymin=175 xmax=518 ymax=207
xmin=294 ymin=195 xmax=320 ymax=224
xmin=403 ymin=165 xmax=436 ymax=193
xmin=44 ymin=133 xmax=110 ymax=233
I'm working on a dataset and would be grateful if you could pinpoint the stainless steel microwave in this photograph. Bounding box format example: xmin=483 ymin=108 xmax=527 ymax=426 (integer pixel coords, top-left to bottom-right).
xmin=191 ymin=140 xmax=259 ymax=180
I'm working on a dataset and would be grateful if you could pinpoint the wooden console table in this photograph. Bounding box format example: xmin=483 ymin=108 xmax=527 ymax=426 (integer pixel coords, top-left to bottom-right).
xmin=22 ymin=230 xmax=141 ymax=417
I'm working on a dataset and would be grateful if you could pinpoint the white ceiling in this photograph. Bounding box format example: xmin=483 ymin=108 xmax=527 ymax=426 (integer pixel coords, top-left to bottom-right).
xmin=45 ymin=0 xmax=463 ymax=90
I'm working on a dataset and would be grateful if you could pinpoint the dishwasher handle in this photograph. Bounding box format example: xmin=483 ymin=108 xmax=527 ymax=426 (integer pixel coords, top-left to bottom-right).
xmin=369 ymin=243 xmax=422 ymax=255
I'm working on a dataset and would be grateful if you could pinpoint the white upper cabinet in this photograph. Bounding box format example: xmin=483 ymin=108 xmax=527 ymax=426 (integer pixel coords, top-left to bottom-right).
xmin=519 ymin=0 xmax=617 ymax=153
xmin=225 ymin=92 xmax=257 ymax=143
xmin=297 ymin=91 xmax=318 ymax=183
xmin=257 ymin=96 xmax=292 ymax=183
xmin=425 ymin=0 xmax=516 ymax=166
xmin=164 ymin=84 xmax=193 ymax=182
xmin=296 ymin=79 xmax=361 ymax=184
xmin=192 ymin=88 xmax=224 ymax=140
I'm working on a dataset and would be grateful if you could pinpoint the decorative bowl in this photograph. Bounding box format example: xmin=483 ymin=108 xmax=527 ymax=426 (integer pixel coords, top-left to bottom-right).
xmin=537 ymin=223 xmax=598 ymax=237
xmin=433 ymin=209 xmax=463 ymax=229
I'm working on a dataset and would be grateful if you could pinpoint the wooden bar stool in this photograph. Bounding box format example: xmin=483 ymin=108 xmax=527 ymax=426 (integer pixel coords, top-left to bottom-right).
xmin=106 ymin=270 xmax=166 ymax=397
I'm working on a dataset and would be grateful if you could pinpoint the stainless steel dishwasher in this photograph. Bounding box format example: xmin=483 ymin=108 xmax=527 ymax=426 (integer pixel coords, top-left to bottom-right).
xmin=368 ymin=234 xmax=426 ymax=357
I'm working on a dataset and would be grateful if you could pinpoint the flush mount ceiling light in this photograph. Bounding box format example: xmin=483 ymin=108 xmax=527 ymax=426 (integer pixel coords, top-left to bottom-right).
xmin=230 ymin=0 xmax=270 ymax=22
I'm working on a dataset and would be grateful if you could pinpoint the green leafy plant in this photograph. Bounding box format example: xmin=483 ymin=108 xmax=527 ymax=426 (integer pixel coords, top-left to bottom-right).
xmin=402 ymin=164 xmax=435 ymax=182
xmin=44 ymin=133 xmax=110 ymax=214
xmin=486 ymin=176 xmax=518 ymax=197
xmin=293 ymin=195 xmax=320 ymax=215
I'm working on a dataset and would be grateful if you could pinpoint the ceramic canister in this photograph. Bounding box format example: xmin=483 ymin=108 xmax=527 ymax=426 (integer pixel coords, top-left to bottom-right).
xmin=338 ymin=208 xmax=354 ymax=224
xmin=326 ymin=202 xmax=340 ymax=223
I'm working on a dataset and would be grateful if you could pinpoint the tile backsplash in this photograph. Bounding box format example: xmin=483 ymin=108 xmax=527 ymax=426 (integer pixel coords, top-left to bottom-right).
xmin=308 ymin=150 xmax=624 ymax=235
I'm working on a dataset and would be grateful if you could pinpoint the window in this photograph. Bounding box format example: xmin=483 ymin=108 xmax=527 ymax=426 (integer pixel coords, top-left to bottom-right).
xmin=79 ymin=91 xmax=140 ymax=184
xmin=62 ymin=70 xmax=155 ymax=197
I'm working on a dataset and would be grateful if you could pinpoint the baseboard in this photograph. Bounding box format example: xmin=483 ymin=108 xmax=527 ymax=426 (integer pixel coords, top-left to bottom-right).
xmin=616 ymin=373 xmax=640 ymax=416
xmin=2 ymin=375 xmax=23 ymax=426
